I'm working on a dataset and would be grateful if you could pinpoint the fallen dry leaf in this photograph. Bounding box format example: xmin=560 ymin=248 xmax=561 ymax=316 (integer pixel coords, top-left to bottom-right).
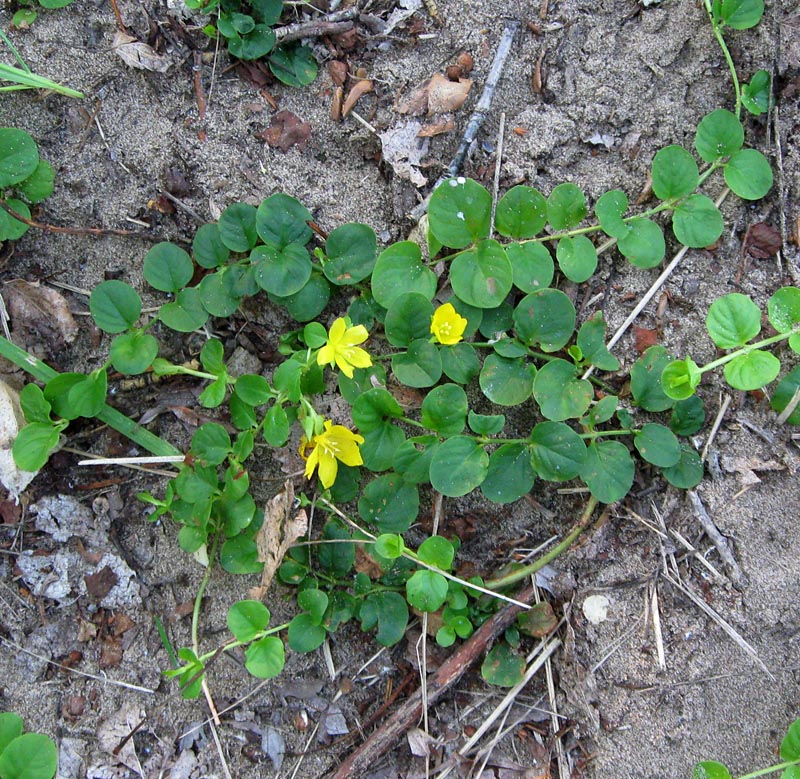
xmin=342 ymin=79 xmax=373 ymax=117
xmin=417 ymin=118 xmax=456 ymax=137
xmin=745 ymin=222 xmax=782 ymax=259
xmin=398 ymin=73 xmax=472 ymax=116
xmin=249 ymin=481 xmax=308 ymax=600
xmin=84 ymin=565 xmax=119 ymax=601
xmin=112 ymin=31 xmax=171 ymax=73
xmin=6 ymin=279 xmax=78 ymax=347
xmin=407 ymin=727 xmax=438 ymax=757
xmin=721 ymin=455 xmax=785 ymax=487
xmin=97 ymin=701 xmax=145 ymax=773
xmin=379 ymin=120 xmax=430 ymax=186
xmin=633 ymin=326 xmax=659 ymax=354
xmin=258 ymin=110 xmax=312 ymax=152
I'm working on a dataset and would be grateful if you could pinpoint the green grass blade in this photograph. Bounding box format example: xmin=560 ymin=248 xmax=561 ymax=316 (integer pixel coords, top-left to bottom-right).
xmin=0 ymin=29 xmax=32 ymax=73
xmin=0 ymin=63 xmax=84 ymax=97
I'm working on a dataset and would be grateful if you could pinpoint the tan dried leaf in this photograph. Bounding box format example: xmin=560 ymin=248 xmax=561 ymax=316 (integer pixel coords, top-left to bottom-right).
xmin=112 ymin=31 xmax=172 ymax=73
xmin=249 ymin=481 xmax=308 ymax=600
xmin=6 ymin=280 xmax=78 ymax=346
xmin=342 ymin=79 xmax=373 ymax=117
xmin=257 ymin=109 xmax=312 ymax=153
xmin=425 ymin=72 xmax=471 ymax=114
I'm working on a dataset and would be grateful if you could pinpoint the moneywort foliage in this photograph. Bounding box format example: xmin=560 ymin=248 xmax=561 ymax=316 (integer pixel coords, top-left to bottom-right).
xmin=2 ymin=0 xmax=786 ymax=692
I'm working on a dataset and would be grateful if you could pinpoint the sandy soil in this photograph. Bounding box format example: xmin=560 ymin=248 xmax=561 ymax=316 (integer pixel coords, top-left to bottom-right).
xmin=0 ymin=0 xmax=798 ymax=777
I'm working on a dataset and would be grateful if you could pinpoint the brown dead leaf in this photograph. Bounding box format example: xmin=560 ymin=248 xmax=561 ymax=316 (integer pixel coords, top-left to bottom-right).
xmin=633 ymin=326 xmax=659 ymax=354
xmin=745 ymin=222 xmax=782 ymax=259
xmin=342 ymin=79 xmax=373 ymax=117
xmin=327 ymin=60 xmax=348 ymax=86
xmin=249 ymin=481 xmax=308 ymax=600
xmin=354 ymin=545 xmax=383 ymax=579
xmin=85 ymin=566 xmax=119 ymax=601
xmin=112 ymin=31 xmax=171 ymax=73
xmin=257 ymin=110 xmax=311 ymax=152
xmin=720 ymin=455 xmax=785 ymax=487
xmin=517 ymin=601 xmax=558 ymax=637
xmin=417 ymin=118 xmax=456 ymax=137
xmin=98 ymin=635 xmax=123 ymax=668
xmin=6 ymin=280 xmax=78 ymax=346
xmin=397 ymin=72 xmax=472 ymax=116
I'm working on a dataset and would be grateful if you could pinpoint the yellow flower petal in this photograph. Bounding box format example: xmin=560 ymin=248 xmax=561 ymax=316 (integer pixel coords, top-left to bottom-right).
xmin=431 ymin=303 xmax=468 ymax=345
xmin=301 ymin=420 xmax=365 ymax=488
xmin=316 ymin=318 xmax=373 ymax=376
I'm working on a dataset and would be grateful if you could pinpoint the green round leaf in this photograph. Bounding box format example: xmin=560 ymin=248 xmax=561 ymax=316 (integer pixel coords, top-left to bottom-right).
xmin=90 ymin=280 xmax=142 ymax=333
xmin=352 ymin=387 xmax=403 ymax=431
xmin=617 ymin=217 xmax=665 ymax=268
xmin=256 ymin=193 xmax=312 ymax=248
xmin=371 ymin=241 xmax=437 ymax=307
xmin=479 ymin=354 xmax=535 ymax=406
xmin=193 ymin=223 xmax=230 ymax=268
xmin=421 ymin=383 xmax=467 ymax=435
xmin=742 ymin=70 xmax=770 ymax=115
xmin=159 ymin=288 xmax=209 ymax=332
xmin=529 ymin=421 xmax=587 ymax=481
xmin=662 ymin=357 xmax=702 ymax=400
xmin=580 ymin=440 xmax=634 ymax=503
xmin=271 ymin=274 xmax=331 ymax=322
xmin=441 ymin=342 xmax=480 ymax=384
xmin=507 ymin=242 xmax=554 ymax=293
xmin=358 ymin=473 xmax=419 ymax=532
xmin=324 ymin=223 xmax=377 ymax=285
xmin=770 ymin=366 xmax=800 ymax=425
xmin=450 ymin=239 xmax=513 ymax=308
xmin=780 ymin=717 xmax=800 ymax=761
xmin=768 ymin=287 xmax=800 ymax=333
xmin=669 ymin=396 xmax=706 ymax=436
xmin=533 ymin=358 xmax=592 ymax=421
xmin=661 ymin=443 xmax=703 ymax=489
xmin=252 ymin=242 xmax=312 ymax=296
xmin=199 ymin=271 xmax=241 ymax=317
xmin=694 ymin=109 xmax=744 ymax=162
xmin=17 ymin=159 xmax=55 ymax=203
xmin=651 ymin=145 xmax=699 ymax=200
xmin=229 ymin=25 xmax=277 ymax=60
xmin=692 ymin=761 xmax=732 ymax=779
xmin=251 ymin=0 xmax=282 ymax=24
xmin=406 ymin=570 xmax=448 ymax=612
xmin=546 ymin=182 xmax=586 ymax=230
xmin=245 ymin=635 xmax=286 ymax=677
xmin=577 ymin=312 xmax=619 ymax=371
xmin=495 ymin=185 xmax=547 ymax=238
xmin=227 ymin=600 xmax=271 ymax=642
xmin=360 ymin=424 xmax=406 ymax=471
xmin=723 ymin=349 xmax=780 ymax=390
xmin=391 ymin=339 xmax=442 ymax=387
xmin=724 ymin=149 xmax=773 ymax=200
xmin=595 ymin=189 xmax=628 ymax=239
xmin=0 ymin=199 xmax=30 ymax=241
xmin=110 ymin=332 xmax=158 ymax=374
xmin=0 ymin=713 xmax=23 ymax=755
xmin=269 ymin=44 xmax=318 ymax=87
xmin=12 ymin=423 xmax=60 ymax=471
xmin=513 ymin=288 xmax=576 ymax=352
xmin=714 ymin=0 xmax=763 ymax=28
xmin=630 ymin=346 xmax=674 ymax=411
xmin=374 ymin=533 xmax=405 ymax=559
xmin=429 ymin=436 xmax=489 ymax=497
xmin=706 ymin=292 xmax=761 ymax=348
xmin=220 ymin=536 xmax=263 ymax=574
xmin=481 ymin=444 xmax=535 ymax=504
xmin=556 ymin=235 xmax=597 ymax=282
xmin=634 ymin=423 xmax=681 ymax=467
xmin=384 ymin=293 xmax=434 ymax=346
xmin=360 ymin=592 xmax=408 ymax=646
xmin=0 ymin=733 xmax=57 ymax=779
xmin=672 ymin=194 xmax=724 ymax=248
xmin=191 ymin=422 xmax=231 ymax=465
xmin=417 ymin=536 xmax=455 ymax=569
xmin=394 ymin=436 xmax=439 ymax=484
xmin=218 ymin=202 xmax=258 ymax=252
xmin=0 ymin=128 xmax=39 ymax=188
xmin=19 ymin=384 xmax=51 ymax=424
xmin=428 ymin=178 xmax=491 ymax=249
xmin=481 ymin=643 xmax=525 ymax=687
xmin=144 ymin=242 xmax=194 ymax=293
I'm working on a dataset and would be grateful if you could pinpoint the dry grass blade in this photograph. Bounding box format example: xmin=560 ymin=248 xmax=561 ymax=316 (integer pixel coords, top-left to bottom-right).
xmin=687 ymin=489 xmax=743 ymax=586
xmin=650 ymin=583 xmax=666 ymax=671
xmin=662 ymin=571 xmax=774 ymax=680
xmin=701 ymin=394 xmax=731 ymax=462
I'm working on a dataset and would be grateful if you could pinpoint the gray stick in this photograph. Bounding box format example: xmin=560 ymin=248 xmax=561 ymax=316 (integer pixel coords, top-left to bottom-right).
xmin=408 ymin=18 xmax=520 ymax=222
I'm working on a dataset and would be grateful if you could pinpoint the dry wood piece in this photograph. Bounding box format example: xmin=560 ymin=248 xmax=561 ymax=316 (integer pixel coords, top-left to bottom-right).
xmin=342 ymin=79 xmax=373 ymax=117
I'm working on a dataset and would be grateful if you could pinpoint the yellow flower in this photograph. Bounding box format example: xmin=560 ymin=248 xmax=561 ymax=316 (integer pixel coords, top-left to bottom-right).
xmin=299 ymin=421 xmax=365 ymax=489
xmin=316 ymin=318 xmax=372 ymax=378
xmin=430 ymin=303 xmax=468 ymax=345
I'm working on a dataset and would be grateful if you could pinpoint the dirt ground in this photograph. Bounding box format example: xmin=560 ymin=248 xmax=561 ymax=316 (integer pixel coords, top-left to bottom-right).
xmin=0 ymin=0 xmax=799 ymax=777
